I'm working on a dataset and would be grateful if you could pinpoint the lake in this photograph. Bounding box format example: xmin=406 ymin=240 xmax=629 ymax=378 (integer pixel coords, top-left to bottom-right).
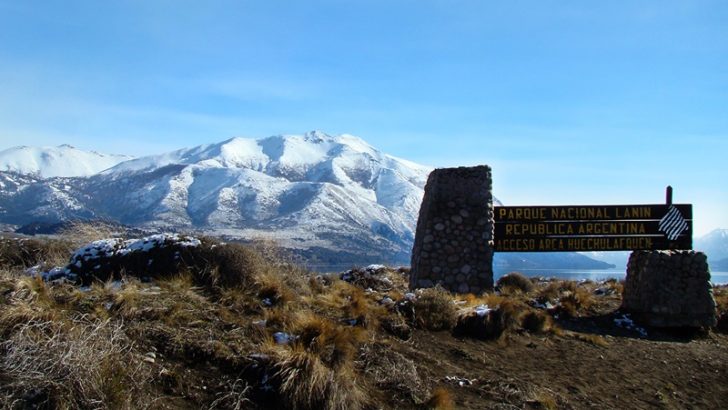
xmin=495 ymin=269 xmax=728 ymax=285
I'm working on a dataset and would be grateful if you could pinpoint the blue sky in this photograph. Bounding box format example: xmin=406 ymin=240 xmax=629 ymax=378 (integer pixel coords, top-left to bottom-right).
xmin=0 ymin=1 xmax=726 ymax=235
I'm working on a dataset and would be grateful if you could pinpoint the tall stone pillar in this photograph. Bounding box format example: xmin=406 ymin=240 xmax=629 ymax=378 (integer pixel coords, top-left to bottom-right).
xmin=409 ymin=166 xmax=494 ymax=293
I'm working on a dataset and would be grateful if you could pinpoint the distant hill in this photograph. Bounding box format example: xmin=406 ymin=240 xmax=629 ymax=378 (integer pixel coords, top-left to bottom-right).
xmin=695 ymin=229 xmax=728 ymax=263
xmin=713 ymin=257 xmax=728 ymax=271
xmin=0 ymin=144 xmax=133 ymax=178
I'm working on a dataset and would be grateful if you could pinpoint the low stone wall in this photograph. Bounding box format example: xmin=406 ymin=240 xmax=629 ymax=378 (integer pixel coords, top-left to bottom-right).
xmin=622 ymin=250 xmax=716 ymax=327
xmin=409 ymin=166 xmax=494 ymax=294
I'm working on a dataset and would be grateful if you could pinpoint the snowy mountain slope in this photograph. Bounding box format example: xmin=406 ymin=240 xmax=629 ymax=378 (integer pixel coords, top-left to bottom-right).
xmin=0 ymin=144 xmax=133 ymax=178
xmin=0 ymin=131 xmax=618 ymax=269
xmin=695 ymin=229 xmax=728 ymax=262
xmin=0 ymin=132 xmax=432 ymax=262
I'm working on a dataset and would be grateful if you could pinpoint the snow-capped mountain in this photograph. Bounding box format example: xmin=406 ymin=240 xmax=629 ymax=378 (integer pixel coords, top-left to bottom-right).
xmin=695 ymin=229 xmax=728 ymax=263
xmin=0 ymin=132 xmax=431 ymax=263
xmin=0 ymin=144 xmax=133 ymax=178
xmin=0 ymin=131 xmax=621 ymax=269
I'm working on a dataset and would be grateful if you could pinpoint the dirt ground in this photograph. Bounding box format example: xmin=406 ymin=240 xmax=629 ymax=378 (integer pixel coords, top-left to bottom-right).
xmin=382 ymin=293 xmax=728 ymax=410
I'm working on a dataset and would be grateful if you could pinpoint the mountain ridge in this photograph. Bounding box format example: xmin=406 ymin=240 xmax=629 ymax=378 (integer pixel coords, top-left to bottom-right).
xmin=0 ymin=132 xmax=619 ymax=270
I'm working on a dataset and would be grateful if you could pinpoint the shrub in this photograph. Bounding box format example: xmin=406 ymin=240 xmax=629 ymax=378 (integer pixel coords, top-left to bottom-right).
xmin=496 ymin=272 xmax=534 ymax=293
xmin=413 ymin=286 xmax=457 ymax=331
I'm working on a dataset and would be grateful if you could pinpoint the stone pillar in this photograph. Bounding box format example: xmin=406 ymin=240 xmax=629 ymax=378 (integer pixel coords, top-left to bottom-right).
xmin=622 ymin=250 xmax=716 ymax=327
xmin=409 ymin=166 xmax=494 ymax=293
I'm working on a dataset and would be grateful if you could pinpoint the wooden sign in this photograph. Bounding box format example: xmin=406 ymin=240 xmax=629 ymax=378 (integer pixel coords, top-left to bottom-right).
xmin=494 ymin=203 xmax=692 ymax=252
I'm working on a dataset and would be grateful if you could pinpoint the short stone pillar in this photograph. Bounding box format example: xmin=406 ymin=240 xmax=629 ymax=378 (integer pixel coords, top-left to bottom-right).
xmin=409 ymin=166 xmax=494 ymax=293
xmin=622 ymin=250 xmax=716 ymax=327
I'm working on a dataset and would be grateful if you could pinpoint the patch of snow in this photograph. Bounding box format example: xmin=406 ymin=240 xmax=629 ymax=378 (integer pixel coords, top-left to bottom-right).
xmin=445 ymin=375 xmax=477 ymax=387
xmin=533 ymin=300 xmax=555 ymax=310
xmin=71 ymin=234 xmax=201 ymax=262
xmin=273 ymin=332 xmax=297 ymax=345
xmin=614 ymin=313 xmax=648 ymax=337
xmin=474 ymin=304 xmax=492 ymax=317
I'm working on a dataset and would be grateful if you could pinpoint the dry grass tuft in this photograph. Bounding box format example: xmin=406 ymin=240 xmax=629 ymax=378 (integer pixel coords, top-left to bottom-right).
xmin=268 ymin=344 xmax=367 ymax=410
xmin=521 ymin=310 xmax=554 ymax=334
xmin=198 ymin=241 xmax=269 ymax=289
xmin=557 ymin=287 xmax=594 ymax=318
xmin=360 ymin=342 xmax=428 ymax=404
xmin=290 ymin=312 xmax=367 ymax=370
xmin=0 ymin=317 xmax=152 ymax=409
xmin=11 ymin=274 xmax=53 ymax=305
xmin=414 ymin=286 xmax=457 ymax=331
xmin=425 ymin=386 xmax=455 ymax=409
xmin=58 ymin=220 xmax=118 ymax=247
xmin=497 ymin=272 xmax=535 ymax=294
xmin=256 ymin=271 xmax=294 ymax=307
xmin=604 ymin=278 xmax=624 ymax=294
xmin=527 ymin=388 xmax=560 ymax=410
xmin=539 ymin=280 xmax=575 ymax=301
xmin=454 ymin=298 xmax=528 ymax=340
xmin=0 ymin=237 xmax=74 ymax=270
xmin=380 ymin=313 xmax=413 ymax=340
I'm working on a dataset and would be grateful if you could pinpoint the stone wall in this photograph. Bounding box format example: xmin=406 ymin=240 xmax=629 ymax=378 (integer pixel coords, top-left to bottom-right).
xmin=409 ymin=166 xmax=494 ymax=293
xmin=622 ymin=250 xmax=716 ymax=327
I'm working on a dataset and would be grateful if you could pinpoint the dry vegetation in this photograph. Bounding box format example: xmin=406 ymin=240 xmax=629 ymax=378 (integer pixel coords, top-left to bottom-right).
xmin=1 ymin=228 xmax=727 ymax=409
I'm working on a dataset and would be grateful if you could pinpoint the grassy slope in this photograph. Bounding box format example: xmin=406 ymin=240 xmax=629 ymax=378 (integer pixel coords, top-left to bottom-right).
xmin=0 ymin=234 xmax=727 ymax=409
